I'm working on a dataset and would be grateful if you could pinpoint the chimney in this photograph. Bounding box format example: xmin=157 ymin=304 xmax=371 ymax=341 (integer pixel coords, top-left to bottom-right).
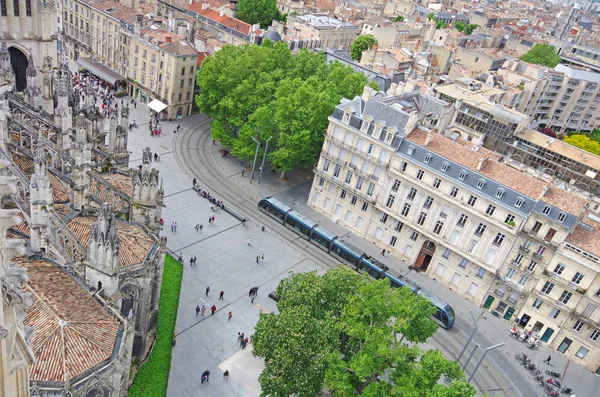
xmin=361 ymin=86 xmax=373 ymax=102
xmin=538 ymin=177 xmax=556 ymax=200
xmin=220 ymin=10 xmax=224 ymax=17
xmin=477 ymin=152 xmax=492 ymax=171
xmin=202 ymin=3 xmax=209 ymax=10
xmin=165 ymin=36 xmax=173 ymax=43
xmin=424 ymin=129 xmax=434 ymax=146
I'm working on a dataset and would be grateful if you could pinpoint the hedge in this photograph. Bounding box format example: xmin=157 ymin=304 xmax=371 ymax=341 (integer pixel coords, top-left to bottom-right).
xmin=129 ymin=254 xmax=183 ymax=396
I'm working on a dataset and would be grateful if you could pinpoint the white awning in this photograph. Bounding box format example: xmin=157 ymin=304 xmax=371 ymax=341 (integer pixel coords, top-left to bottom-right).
xmin=147 ymin=99 xmax=168 ymax=113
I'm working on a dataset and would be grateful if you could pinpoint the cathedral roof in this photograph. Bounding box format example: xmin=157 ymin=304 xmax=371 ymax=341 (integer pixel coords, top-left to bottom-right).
xmin=8 ymin=212 xmax=30 ymax=238
xmin=12 ymin=152 xmax=70 ymax=203
xmin=102 ymin=173 xmax=133 ymax=196
xmin=67 ymin=216 xmax=154 ymax=268
xmin=15 ymin=257 xmax=120 ymax=383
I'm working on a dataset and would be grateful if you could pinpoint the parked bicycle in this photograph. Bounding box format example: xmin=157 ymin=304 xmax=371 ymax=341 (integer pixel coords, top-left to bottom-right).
xmin=546 ymin=370 xmax=561 ymax=378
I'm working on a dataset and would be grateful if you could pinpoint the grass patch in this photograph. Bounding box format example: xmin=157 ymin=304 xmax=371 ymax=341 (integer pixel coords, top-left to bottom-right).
xmin=129 ymin=254 xmax=183 ymax=397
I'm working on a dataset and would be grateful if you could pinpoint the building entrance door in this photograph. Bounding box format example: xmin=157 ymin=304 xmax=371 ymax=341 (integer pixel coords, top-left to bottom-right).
xmin=414 ymin=240 xmax=436 ymax=272
xmin=557 ymin=337 xmax=572 ymax=353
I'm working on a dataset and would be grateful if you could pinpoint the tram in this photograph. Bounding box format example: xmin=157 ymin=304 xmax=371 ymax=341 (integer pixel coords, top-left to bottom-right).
xmin=258 ymin=197 xmax=455 ymax=329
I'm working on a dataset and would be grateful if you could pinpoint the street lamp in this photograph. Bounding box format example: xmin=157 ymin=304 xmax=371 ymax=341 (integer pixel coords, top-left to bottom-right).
xmin=250 ymin=136 xmax=261 ymax=184
xmin=258 ymin=136 xmax=273 ymax=185
xmin=468 ymin=343 xmax=505 ymax=383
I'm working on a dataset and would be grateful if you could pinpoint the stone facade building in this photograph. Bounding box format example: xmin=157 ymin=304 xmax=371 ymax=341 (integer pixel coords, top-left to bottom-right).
xmin=308 ymin=87 xmax=600 ymax=374
xmin=0 ymin=50 xmax=167 ymax=396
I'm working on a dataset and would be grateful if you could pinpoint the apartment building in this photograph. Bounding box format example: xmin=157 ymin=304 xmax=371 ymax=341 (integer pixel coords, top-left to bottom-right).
xmin=285 ymin=14 xmax=360 ymax=49
xmin=434 ymin=78 xmax=530 ymax=153
xmin=126 ymin=26 xmax=198 ymax=119
xmin=308 ymin=88 xmax=600 ymax=373
xmin=496 ymin=59 xmax=548 ymax=115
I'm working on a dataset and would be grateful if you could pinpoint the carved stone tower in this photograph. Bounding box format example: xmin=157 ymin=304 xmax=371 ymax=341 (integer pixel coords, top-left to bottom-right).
xmin=108 ymin=107 xmax=130 ymax=171
xmin=71 ymin=115 xmax=92 ymax=210
xmin=29 ymin=145 xmax=53 ymax=253
xmin=130 ymin=148 xmax=164 ymax=232
xmin=0 ymin=43 xmax=14 ymax=76
xmin=0 ymin=176 xmax=34 ymax=397
xmin=86 ymin=203 xmax=120 ymax=296
xmin=54 ymin=58 xmax=73 ymax=150
xmin=23 ymin=52 xmax=41 ymax=110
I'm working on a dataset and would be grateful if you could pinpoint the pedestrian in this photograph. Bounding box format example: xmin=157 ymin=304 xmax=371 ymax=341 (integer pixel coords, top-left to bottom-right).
xmin=154 ymin=153 xmax=158 ymax=161
xmin=211 ymin=304 xmax=216 ymax=315
xmin=256 ymin=256 xmax=260 ymax=264
xmin=251 ymin=294 xmax=255 ymax=303
xmin=208 ymin=216 xmax=212 ymax=225
xmin=241 ymin=168 xmax=245 ymax=177
xmin=193 ymin=177 xmax=197 ymax=186
xmin=195 ymin=224 xmax=200 ymax=232
xmin=242 ymin=218 xmax=246 ymax=227
xmin=228 ymin=311 xmax=232 ymax=321
xmin=178 ymin=253 xmax=183 ymax=263
xmin=237 ymin=332 xmax=241 ymax=343
xmin=174 ymin=222 xmax=178 ymax=232
xmin=253 ymin=286 xmax=259 ymax=296
xmin=223 ymin=370 xmax=229 ymax=380
xmin=189 ymin=258 xmax=194 ymax=267
xmin=193 ymin=256 xmax=197 ymax=265
xmin=205 ymin=286 xmax=210 ymax=296
xmin=247 ymin=238 xmax=252 ymax=246
xmin=211 ymin=215 xmax=215 ymax=224
xmin=240 ymin=333 xmax=245 ymax=346
xmin=381 ymin=249 xmax=385 ymax=256
xmin=196 ymin=305 xmax=200 ymax=316
xmin=204 ymin=370 xmax=210 ymax=382
xmin=544 ymin=355 xmax=551 ymax=365
xmin=171 ymin=222 xmax=175 ymax=232
xmin=199 ymin=224 xmax=203 ymax=231
xmin=219 ymin=291 xmax=224 ymax=300
xmin=201 ymin=305 xmax=206 ymax=316
xmin=248 ymin=288 xmax=254 ymax=297
xmin=261 ymin=254 xmax=264 ymax=261
xmin=201 ymin=371 xmax=207 ymax=383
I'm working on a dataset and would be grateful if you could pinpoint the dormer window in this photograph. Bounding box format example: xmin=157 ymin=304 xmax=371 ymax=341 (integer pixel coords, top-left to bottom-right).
xmin=343 ymin=112 xmax=350 ymax=123
xmin=407 ymin=146 xmax=415 ymax=155
xmin=361 ymin=120 xmax=369 ymax=132
xmin=373 ymin=125 xmax=382 ymax=139
xmin=424 ymin=154 xmax=432 ymax=164
xmin=558 ymin=213 xmax=566 ymax=222
xmin=441 ymin=162 xmax=449 ymax=172
xmin=542 ymin=206 xmax=551 ymax=215
xmin=496 ymin=188 xmax=505 ymax=198
xmin=459 ymin=170 xmax=467 ymax=180
xmin=385 ymin=132 xmax=394 ymax=143
xmin=515 ymin=197 xmax=524 ymax=208
xmin=476 ymin=179 xmax=486 ymax=189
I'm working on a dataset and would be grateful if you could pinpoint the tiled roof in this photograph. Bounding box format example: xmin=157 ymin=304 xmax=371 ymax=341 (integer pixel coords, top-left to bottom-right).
xmin=53 ymin=204 xmax=71 ymax=218
xmin=67 ymin=216 xmax=154 ymax=267
xmin=12 ymin=152 xmax=70 ymax=203
xmin=542 ymin=185 xmax=588 ymax=216
xmin=406 ymin=129 xmax=548 ymax=199
xmin=188 ymin=6 xmax=255 ymax=36
xmin=13 ymin=152 xmax=35 ymax=175
xmin=566 ymin=211 xmax=600 ymax=257
xmin=102 ymin=173 xmax=133 ymax=196
xmin=15 ymin=257 xmax=119 ymax=383
xmin=9 ymin=212 xmax=30 ymax=237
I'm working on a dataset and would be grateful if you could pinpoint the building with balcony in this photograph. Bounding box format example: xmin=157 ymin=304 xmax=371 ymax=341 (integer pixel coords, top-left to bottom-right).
xmin=308 ymin=87 xmax=600 ymax=374
xmin=284 ymin=14 xmax=360 ymax=50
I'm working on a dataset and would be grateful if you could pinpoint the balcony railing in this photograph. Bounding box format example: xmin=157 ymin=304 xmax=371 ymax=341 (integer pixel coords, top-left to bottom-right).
xmin=519 ymin=245 xmax=531 ymax=253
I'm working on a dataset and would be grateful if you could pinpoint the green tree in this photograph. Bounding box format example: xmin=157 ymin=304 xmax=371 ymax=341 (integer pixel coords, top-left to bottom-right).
xmin=563 ymin=134 xmax=600 ymax=156
xmin=454 ymin=22 xmax=479 ymax=35
xmin=394 ymin=15 xmax=404 ymax=22
xmin=350 ymin=34 xmax=378 ymax=61
xmin=253 ymin=267 xmax=478 ymax=397
xmin=235 ymin=0 xmax=282 ymax=28
xmin=520 ymin=43 xmax=561 ymax=67
xmin=427 ymin=12 xmax=435 ymax=21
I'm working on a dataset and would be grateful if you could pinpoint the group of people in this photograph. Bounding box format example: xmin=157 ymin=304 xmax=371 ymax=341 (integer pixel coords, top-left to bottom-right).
xmin=237 ymin=332 xmax=251 ymax=349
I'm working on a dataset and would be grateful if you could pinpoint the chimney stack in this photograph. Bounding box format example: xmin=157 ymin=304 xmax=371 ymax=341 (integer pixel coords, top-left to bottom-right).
xmin=424 ymin=129 xmax=434 ymax=146
xmin=477 ymin=152 xmax=492 ymax=171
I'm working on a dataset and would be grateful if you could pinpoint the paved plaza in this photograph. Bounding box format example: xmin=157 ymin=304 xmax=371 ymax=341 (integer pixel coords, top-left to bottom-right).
xmin=119 ymin=98 xmax=600 ymax=397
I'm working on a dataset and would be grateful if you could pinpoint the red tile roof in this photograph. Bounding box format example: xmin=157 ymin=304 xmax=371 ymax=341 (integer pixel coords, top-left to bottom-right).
xmin=67 ymin=216 xmax=154 ymax=267
xmin=566 ymin=211 xmax=600 ymax=257
xmin=187 ymin=5 xmax=255 ymax=36
xmin=16 ymin=258 xmax=119 ymax=383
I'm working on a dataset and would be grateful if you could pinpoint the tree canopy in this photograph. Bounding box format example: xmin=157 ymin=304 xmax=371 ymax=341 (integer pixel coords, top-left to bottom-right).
xmin=454 ymin=22 xmax=479 ymax=35
xmin=235 ymin=0 xmax=282 ymax=29
xmin=520 ymin=44 xmax=561 ymax=67
xmin=195 ymin=42 xmax=376 ymax=177
xmin=563 ymin=133 xmax=600 ymax=156
xmin=252 ymin=267 xmax=479 ymax=397
xmin=350 ymin=34 xmax=378 ymax=61
xmin=394 ymin=15 xmax=404 ymax=22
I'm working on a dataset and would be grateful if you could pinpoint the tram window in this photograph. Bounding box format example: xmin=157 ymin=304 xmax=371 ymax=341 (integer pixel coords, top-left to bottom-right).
xmin=433 ymin=309 xmax=442 ymax=321
xmin=311 ymin=234 xmax=329 ymax=248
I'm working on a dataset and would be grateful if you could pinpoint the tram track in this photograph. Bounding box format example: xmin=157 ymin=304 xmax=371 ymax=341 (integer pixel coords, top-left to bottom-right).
xmin=172 ymin=119 xmax=523 ymax=397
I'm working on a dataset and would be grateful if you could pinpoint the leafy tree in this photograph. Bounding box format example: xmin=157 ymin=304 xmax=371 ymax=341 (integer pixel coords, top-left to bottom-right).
xmin=253 ymin=267 xmax=478 ymax=397
xmin=520 ymin=43 xmax=561 ymax=67
xmin=394 ymin=15 xmax=404 ymax=22
xmin=235 ymin=0 xmax=282 ymax=29
xmin=455 ymin=22 xmax=479 ymax=35
xmin=427 ymin=12 xmax=436 ymax=21
xmin=196 ymin=43 xmax=374 ymax=177
xmin=564 ymin=134 xmax=600 ymax=156
xmin=436 ymin=21 xmax=448 ymax=29
xmin=350 ymin=34 xmax=378 ymax=61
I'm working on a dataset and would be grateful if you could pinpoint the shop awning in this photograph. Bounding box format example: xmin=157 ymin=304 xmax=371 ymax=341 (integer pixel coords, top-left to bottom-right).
xmin=147 ymin=99 xmax=168 ymax=113
xmin=76 ymin=57 xmax=127 ymax=86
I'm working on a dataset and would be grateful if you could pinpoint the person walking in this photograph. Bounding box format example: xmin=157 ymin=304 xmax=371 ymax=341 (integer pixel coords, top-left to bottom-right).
xmin=171 ymin=222 xmax=175 ymax=232
xmin=248 ymin=288 xmax=254 ymax=297
xmin=251 ymin=294 xmax=256 ymax=303
xmin=223 ymin=370 xmax=229 ymax=380
xmin=205 ymin=286 xmax=210 ymax=296
xmin=544 ymin=355 xmax=551 ymax=365
xmin=174 ymin=222 xmax=178 ymax=232
xmin=381 ymin=249 xmax=385 ymax=256
xmin=199 ymin=224 xmax=203 ymax=231
xmin=261 ymin=254 xmax=265 ymax=261
xmin=211 ymin=304 xmax=217 ymax=315
xmin=195 ymin=224 xmax=200 ymax=232
xmin=189 ymin=258 xmax=194 ymax=267
xmin=193 ymin=256 xmax=197 ymax=265
xmin=196 ymin=305 xmax=200 ymax=316
xmin=178 ymin=253 xmax=183 ymax=263
xmin=247 ymin=238 xmax=252 ymax=246
xmin=201 ymin=305 xmax=206 ymax=316
xmin=219 ymin=291 xmax=224 ymax=300
xmin=256 ymin=256 xmax=260 ymax=264
xmin=228 ymin=311 xmax=232 ymax=321
xmin=211 ymin=215 xmax=215 ymax=224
